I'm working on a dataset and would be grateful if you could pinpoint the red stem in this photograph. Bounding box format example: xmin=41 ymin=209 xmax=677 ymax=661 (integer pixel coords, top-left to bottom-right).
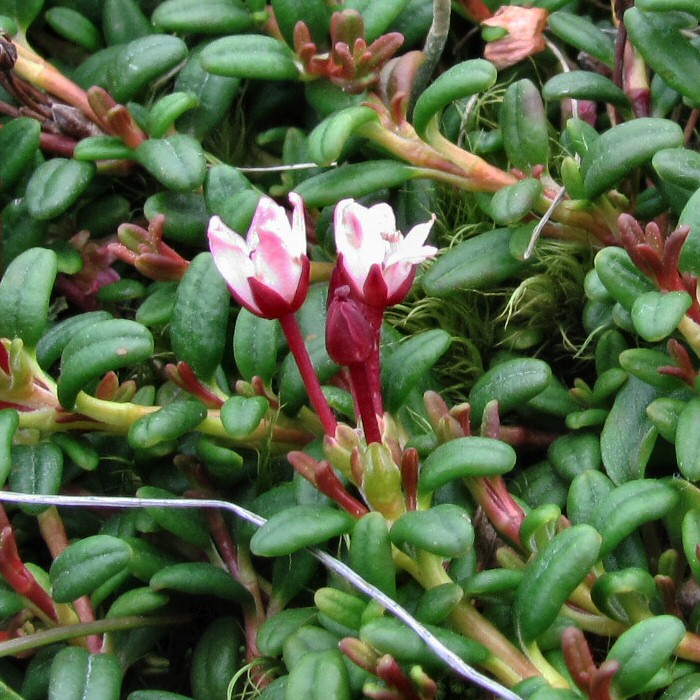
xmin=348 ymin=363 xmax=383 ymax=444
xmin=279 ymin=313 xmax=337 ymax=436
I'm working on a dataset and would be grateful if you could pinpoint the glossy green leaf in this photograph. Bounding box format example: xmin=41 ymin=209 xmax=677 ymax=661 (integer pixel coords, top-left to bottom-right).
xmin=0 ymin=117 xmax=41 ymax=192
xmin=106 ymin=587 xmax=169 ymax=619
xmin=293 ymin=161 xmax=420 ymax=208
xmin=607 ymin=615 xmax=685 ymax=698
xmin=45 ymin=8 xmax=102 ymax=51
xmin=152 ymin=0 xmax=253 ymax=34
xmin=590 ymin=567 xmax=659 ymax=624
xmin=257 ymin=608 xmax=318 ymax=657
xmin=618 ymin=348 xmax=683 ymax=391
xmin=48 ymin=648 xmax=122 ymax=700
xmin=37 ymin=311 xmax=112 ymax=370
xmin=308 ymin=106 xmax=378 ymax=166
xmin=200 ymin=34 xmax=299 ymax=80
xmin=109 ymin=36 xmax=188 ymax=102
xmin=220 ymin=395 xmax=269 ymax=438
xmin=631 ymin=290 xmax=692 ymax=342
xmin=73 ymin=136 xmax=135 ymax=162
xmin=346 ymin=0 xmax=408 ymax=42
xmin=543 ymin=71 xmax=631 ymax=108
xmin=250 ymin=505 xmax=355 ymax=557
xmin=145 ymin=92 xmax=200 ymax=138
xmin=594 ymin=246 xmax=656 ymax=310
xmin=25 ymin=159 xmax=95 ymax=220
xmin=548 ymin=11 xmax=615 ymax=66
xmin=422 ymin=227 xmax=526 ymax=297
xmin=286 ymin=650 xmax=351 ymax=700
xmin=271 ymin=0 xmax=329 ymax=46
xmin=592 ymin=480 xmax=679 ymax=557
xmin=390 ymin=504 xmax=474 ymax=557
xmin=581 ymin=118 xmax=683 ymax=199
xmin=679 ymin=187 xmax=700 ymax=276
xmin=144 ymin=192 xmax=209 ymax=245
xmin=128 ymin=400 xmax=207 ymax=450
xmin=135 ymin=135 xmax=206 ymax=192
xmin=0 ymin=410 xmax=18 ymax=488
xmin=469 ymin=357 xmax=552 ymax=423
xmin=0 ymin=247 xmax=57 ymax=348
xmin=676 ymin=397 xmax=700 ymax=480
xmin=103 ymin=0 xmax=152 ymax=45
xmin=501 ymin=79 xmax=550 ymax=173
xmin=350 ymin=512 xmax=396 ymax=596
xmin=548 ymin=432 xmax=602 ymax=483
xmin=174 ymin=45 xmax=241 ymax=140
xmin=626 ymin=8 xmax=700 ymax=108
xmin=419 ymin=437 xmax=516 ymax=494
xmin=58 ymin=319 xmax=154 ymax=409
xmin=170 ymin=252 xmax=230 ymax=379
xmin=490 ymin=178 xmax=543 ymax=225
xmin=681 ymin=508 xmax=700 ymax=582
xmin=137 ymin=486 xmax=211 ymax=549
xmin=150 ymin=562 xmax=250 ymax=602
xmin=600 ymin=376 xmax=661 ymax=483
xmin=233 ymin=309 xmax=283 ymax=382
xmin=413 ymin=59 xmax=497 ymax=138
xmin=190 ymin=617 xmax=243 ymax=700
xmin=515 ymin=524 xmax=602 ymax=642
xmin=9 ymin=442 xmax=63 ymax=515
xmin=383 ymin=329 xmax=451 ymax=411
xmin=50 ymin=535 xmax=132 ymax=603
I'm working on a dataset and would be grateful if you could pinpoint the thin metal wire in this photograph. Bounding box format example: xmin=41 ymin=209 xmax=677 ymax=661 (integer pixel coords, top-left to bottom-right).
xmin=0 ymin=490 xmax=522 ymax=700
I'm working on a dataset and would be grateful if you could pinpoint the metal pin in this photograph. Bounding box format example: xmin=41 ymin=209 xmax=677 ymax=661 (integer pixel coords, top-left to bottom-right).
xmin=0 ymin=490 xmax=522 ymax=700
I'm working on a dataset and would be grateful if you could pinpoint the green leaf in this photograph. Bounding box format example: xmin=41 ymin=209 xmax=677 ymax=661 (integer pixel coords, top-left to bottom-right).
xmin=190 ymin=617 xmax=242 ymax=700
xmin=220 ymin=395 xmax=269 ymax=438
xmin=106 ymin=587 xmax=169 ymax=619
xmin=9 ymin=442 xmax=63 ymax=515
xmin=257 ymin=608 xmax=318 ymax=656
xmin=419 ymin=437 xmax=516 ymax=494
xmin=592 ymin=480 xmax=679 ymax=557
xmin=0 ymin=0 xmax=42 ymax=31
xmin=135 ymin=135 xmax=207 ymax=192
xmin=581 ymin=118 xmax=683 ymax=199
xmin=600 ymin=376 xmax=661 ymax=483
xmin=0 ymin=117 xmax=41 ymax=192
xmin=74 ymin=136 xmax=135 ymax=162
xmin=200 ymin=34 xmax=299 ymax=80
xmin=490 ymin=178 xmax=543 ymax=225
xmin=150 ymin=562 xmax=250 ymax=602
xmin=145 ymin=92 xmax=200 ymax=138
xmin=128 ymin=400 xmax=207 ymax=450
xmin=250 ymin=505 xmax=355 ymax=556
xmin=37 ymin=311 xmax=112 ymax=370
xmin=25 ymin=159 xmax=95 ymax=220
xmin=286 ymin=650 xmax=351 ymax=700
xmin=0 ymin=247 xmax=57 ymax=348
xmin=421 ymin=227 xmax=527 ymax=296
xmin=346 ymin=0 xmax=408 ymax=42
xmin=308 ymin=106 xmax=378 ymax=166
xmin=515 ymin=525 xmax=602 ymax=642
xmin=44 ymin=8 xmax=102 ymax=51
xmin=543 ymin=71 xmax=631 ymax=108
xmin=103 ymin=0 xmax=152 ymax=45
xmin=293 ymin=161 xmax=420 ymax=208
xmin=382 ymin=329 xmax=451 ymax=411
xmin=548 ymin=11 xmax=615 ymax=67
xmin=152 ymin=0 xmax=253 ymax=34
xmin=412 ymin=59 xmax=497 ymax=138
xmin=57 ymin=319 xmax=154 ymax=409
xmin=144 ymin=192 xmax=209 ymax=245
xmin=594 ymin=246 xmax=656 ymax=310
xmin=350 ymin=512 xmax=396 ymax=596
xmin=271 ymin=0 xmax=329 ymax=46
xmin=625 ymin=8 xmax=700 ymax=108
xmin=0 ymin=410 xmax=18 ymax=488
xmin=108 ymin=36 xmax=188 ymax=102
xmin=607 ymin=616 xmax=685 ymax=698
xmin=676 ymin=397 xmax=700 ymax=480
xmin=170 ymin=252 xmax=230 ymax=379
xmin=469 ymin=357 xmax=552 ymax=424
xmin=233 ymin=309 xmax=283 ymax=382
xmin=390 ymin=504 xmax=474 ymax=558
xmin=50 ymin=535 xmax=132 ymax=603
xmin=48 ymin=648 xmax=123 ymax=700
xmin=501 ymin=79 xmax=550 ymax=173
xmin=631 ymin=290 xmax=692 ymax=341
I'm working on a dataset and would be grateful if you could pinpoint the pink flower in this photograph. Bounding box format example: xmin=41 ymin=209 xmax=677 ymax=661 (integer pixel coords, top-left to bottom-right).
xmin=208 ymin=194 xmax=310 ymax=319
xmin=334 ymin=199 xmax=436 ymax=308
